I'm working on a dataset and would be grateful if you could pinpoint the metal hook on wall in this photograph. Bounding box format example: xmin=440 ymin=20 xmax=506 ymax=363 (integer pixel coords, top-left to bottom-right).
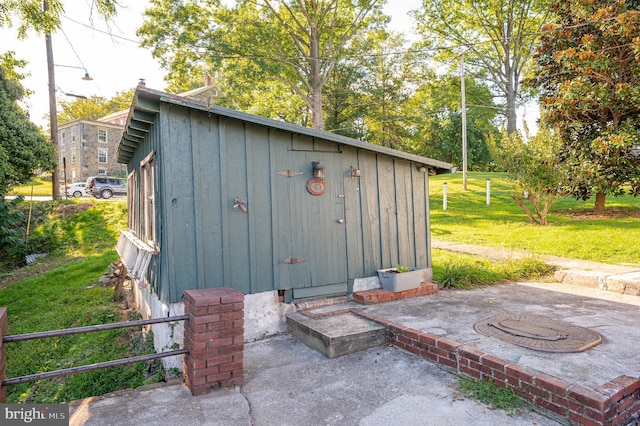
xmin=233 ymin=198 xmax=247 ymax=213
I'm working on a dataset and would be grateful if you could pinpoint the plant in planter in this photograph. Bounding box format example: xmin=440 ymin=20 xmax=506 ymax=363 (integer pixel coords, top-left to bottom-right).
xmin=377 ymin=265 xmax=425 ymax=292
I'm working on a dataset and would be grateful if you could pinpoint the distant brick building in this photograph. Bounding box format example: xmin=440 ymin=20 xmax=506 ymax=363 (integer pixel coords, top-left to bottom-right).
xmin=57 ymin=118 xmax=127 ymax=183
xmin=57 ymin=82 xmax=221 ymax=183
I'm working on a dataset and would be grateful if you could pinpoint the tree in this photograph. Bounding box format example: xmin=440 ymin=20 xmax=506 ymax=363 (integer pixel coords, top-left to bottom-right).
xmin=413 ymin=0 xmax=550 ymax=134
xmin=0 ymin=0 xmax=117 ymax=36
xmin=488 ymin=125 xmax=569 ymax=225
xmin=529 ymin=0 xmax=640 ymax=214
xmin=358 ymin=31 xmax=416 ymax=149
xmin=2 ymin=0 xmax=121 ymax=199
xmin=0 ymin=53 xmax=55 ymax=197
xmin=57 ymin=89 xmax=135 ymax=123
xmin=138 ymin=0 xmax=387 ymax=130
xmin=404 ymin=74 xmax=499 ymax=169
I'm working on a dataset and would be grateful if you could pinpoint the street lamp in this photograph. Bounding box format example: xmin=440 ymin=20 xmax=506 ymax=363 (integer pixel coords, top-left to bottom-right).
xmin=55 ymin=64 xmax=93 ymax=81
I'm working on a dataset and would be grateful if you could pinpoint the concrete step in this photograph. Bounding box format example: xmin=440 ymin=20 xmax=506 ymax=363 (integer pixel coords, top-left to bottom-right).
xmin=287 ymin=310 xmax=386 ymax=358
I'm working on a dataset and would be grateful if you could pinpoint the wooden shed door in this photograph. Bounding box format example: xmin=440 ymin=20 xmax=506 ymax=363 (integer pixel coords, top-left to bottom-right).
xmin=276 ymin=151 xmax=348 ymax=299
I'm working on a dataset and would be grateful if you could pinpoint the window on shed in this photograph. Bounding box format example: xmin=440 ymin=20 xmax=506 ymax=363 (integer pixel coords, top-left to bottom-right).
xmin=98 ymin=149 xmax=108 ymax=164
xmin=98 ymin=129 xmax=107 ymax=143
xmin=140 ymin=153 xmax=155 ymax=244
xmin=128 ymin=170 xmax=137 ymax=231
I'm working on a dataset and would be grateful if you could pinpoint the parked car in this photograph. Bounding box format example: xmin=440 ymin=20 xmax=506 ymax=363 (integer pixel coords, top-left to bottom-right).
xmin=65 ymin=182 xmax=86 ymax=198
xmin=85 ymin=176 xmax=127 ymax=199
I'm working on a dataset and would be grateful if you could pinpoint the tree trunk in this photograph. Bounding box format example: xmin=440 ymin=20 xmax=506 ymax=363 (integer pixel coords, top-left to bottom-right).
xmin=594 ymin=192 xmax=606 ymax=215
xmin=309 ymin=24 xmax=324 ymax=131
xmin=505 ymin=80 xmax=517 ymax=135
xmin=513 ymin=194 xmax=539 ymax=225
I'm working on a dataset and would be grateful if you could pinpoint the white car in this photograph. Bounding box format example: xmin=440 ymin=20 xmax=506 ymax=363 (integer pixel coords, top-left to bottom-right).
xmin=66 ymin=182 xmax=87 ymax=197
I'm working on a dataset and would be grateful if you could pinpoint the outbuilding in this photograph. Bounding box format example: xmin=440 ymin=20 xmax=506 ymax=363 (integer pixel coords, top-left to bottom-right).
xmin=116 ymin=86 xmax=451 ymax=359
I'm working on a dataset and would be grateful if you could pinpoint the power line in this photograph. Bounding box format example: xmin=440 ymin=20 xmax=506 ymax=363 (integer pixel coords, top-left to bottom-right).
xmin=62 ymin=7 xmax=635 ymax=66
xmin=60 ymin=27 xmax=89 ymax=71
xmin=61 ymin=14 xmax=141 ymax=45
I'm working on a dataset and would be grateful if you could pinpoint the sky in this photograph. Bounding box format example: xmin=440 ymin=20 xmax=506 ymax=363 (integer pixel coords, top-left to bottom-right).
xmin=1 ymin=0 xmax=421 ymax=128
xmin=1 ymin=0 xmax=537 ymax=130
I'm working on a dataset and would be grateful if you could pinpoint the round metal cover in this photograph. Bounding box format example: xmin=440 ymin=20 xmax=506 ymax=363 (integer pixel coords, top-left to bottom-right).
xmin=474 ymin=313 xmax=602 ymax=353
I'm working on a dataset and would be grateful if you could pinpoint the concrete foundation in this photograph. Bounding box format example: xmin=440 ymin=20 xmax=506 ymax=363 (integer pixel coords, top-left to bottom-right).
xmin=132 ymin=278 xmax=296 ymax=371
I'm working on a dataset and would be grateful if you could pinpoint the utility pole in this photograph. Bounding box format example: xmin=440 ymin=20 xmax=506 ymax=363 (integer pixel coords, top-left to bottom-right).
xmin=461 ymin=52 xmax=468 ymax=191
xmin=45 ymin=0 xmax=60 ymax=200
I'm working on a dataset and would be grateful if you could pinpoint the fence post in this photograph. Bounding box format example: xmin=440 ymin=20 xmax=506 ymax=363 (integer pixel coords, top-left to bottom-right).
xmin=0 ymin=307 xmax=7 ymax=403
xmin=183 ymin=288 xmax=244 ymax=396
xmin=443 ymin=182 xmax=448 ymax=211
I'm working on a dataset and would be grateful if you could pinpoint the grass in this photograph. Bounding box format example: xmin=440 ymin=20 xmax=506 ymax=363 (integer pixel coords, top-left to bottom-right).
xmin=432 ymin=250 xmax=554 ymax=289
xmin=9 ymin=179 xmax=53 ymax=196
xmin=0 ymin=200 xmax=164 ymax=403
xmin=456 ymin=377 xmax=525 ymax=416
xmin=430 ymin=172 xmax=640 ymax=265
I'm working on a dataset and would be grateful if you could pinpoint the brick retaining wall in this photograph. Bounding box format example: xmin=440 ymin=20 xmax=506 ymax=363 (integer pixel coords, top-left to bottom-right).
xmin=354 ymin=309 xmax=640 ymax=426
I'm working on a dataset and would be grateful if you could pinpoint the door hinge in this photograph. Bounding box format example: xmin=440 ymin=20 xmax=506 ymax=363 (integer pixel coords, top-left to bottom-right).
xmin=277 ymin=170 xmax=303 ymax=177
xmin=280 ymin=257 xmax=306 ymax=264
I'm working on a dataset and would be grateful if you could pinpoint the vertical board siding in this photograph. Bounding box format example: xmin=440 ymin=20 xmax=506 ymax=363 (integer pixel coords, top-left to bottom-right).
xmin=162 ymin=105 xmax=198 ymax=303
xmin=245 ymin=124 xmax=274 ymax=294
xmin=270 ymin=129 xmax=294 ymax=290
xmin=343 ymin=147 xmax=365 ymax=280
xmin=412 ymin=167 xmax=429 ymax=268
xmin=359 ymin=151 xmax=382 ymax=275
xmin=127 ymin=102 xmax=433 ymax=303
xmin=376 ymin=156 xmax=399 ymax=268
xmin=394 ymin=160 xmax=414 ymax=266
xmin=222 ymin=118 xmax=251 ymax=294
xmin=190 ymin=113 xmax=224 ymax=293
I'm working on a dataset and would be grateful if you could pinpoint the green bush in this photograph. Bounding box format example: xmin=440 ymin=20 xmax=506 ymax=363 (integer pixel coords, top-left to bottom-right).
xmin=0 ymin=199 xmax=65 ymax=273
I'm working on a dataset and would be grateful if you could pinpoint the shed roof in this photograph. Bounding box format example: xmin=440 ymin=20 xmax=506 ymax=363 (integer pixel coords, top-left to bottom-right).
xmin=117 ymin=86 xmax=453 ymax=171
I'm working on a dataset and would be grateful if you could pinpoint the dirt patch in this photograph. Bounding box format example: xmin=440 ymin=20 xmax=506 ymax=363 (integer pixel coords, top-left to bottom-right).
xmin=54 ymin=201 xmax=96 ymax=219
xmin=0 ymin=255 xmax=76 ymax=288
xmin=563 ymin=209 xmax=640 ymax=219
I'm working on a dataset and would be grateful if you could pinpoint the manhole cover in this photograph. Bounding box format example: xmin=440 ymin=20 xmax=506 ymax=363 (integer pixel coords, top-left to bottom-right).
xmin=474 ymin=313 xmax=602 ymax=353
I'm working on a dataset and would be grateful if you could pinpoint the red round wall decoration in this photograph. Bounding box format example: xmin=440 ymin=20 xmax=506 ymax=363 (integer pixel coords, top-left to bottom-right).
xmin=306 ymin=177 xmax=327 ymax=196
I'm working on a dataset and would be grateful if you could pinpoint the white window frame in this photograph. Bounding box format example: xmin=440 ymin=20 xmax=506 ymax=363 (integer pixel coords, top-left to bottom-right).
xmin=128 ymin=170 xmax=137 ymax=231
xmin=71 ymin=149 xmax=77 ymax=164
xmin=140 ymin=152 xmax=155 ymax=244
xmin=98 ymin=169 xmax=106 ymax=176
xmin=98 ymin=149 xmax=108 ymax=164
xmin=98 ymin=129 xmax=107 ymax=143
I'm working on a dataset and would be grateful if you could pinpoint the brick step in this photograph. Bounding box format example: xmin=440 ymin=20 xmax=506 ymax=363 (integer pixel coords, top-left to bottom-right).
xmin=287 ymin=310 xmax=386 ymax=358
xmin=353 ymin=282 xmax=438 ymax=305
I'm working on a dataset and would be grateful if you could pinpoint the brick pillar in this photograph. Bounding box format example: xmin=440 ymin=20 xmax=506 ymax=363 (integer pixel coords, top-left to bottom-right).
xmin=0 ymin=307 xmax=7 ymax=403
xmin=183 ymin=288 xmax=244 ymax=395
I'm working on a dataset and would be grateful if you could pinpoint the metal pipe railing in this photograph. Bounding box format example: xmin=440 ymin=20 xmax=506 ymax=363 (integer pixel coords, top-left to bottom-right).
xmin=3 ymin=315 xmax=189 ymax=342
xmin=2 ymin=315 xmax=190 ymax=387
xmin=2 ymin=349 xmax=189 ymax=386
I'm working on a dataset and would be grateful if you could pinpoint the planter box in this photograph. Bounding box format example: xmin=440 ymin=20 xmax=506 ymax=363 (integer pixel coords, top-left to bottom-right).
xmin=377 ymin=267 xmax=425 ymax=292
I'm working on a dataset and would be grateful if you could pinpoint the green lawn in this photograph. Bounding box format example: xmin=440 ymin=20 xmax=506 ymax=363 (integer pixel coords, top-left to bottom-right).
xmin=429 ymin=172 xmax=640 ymax=264
xmin=9 ymin=179 xmax=53 ymax=196
xmin=0 ymin=200 xmax=163 ymax=403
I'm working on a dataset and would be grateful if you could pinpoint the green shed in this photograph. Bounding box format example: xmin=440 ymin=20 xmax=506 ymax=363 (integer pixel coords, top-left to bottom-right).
xmin=116 ymin=86 xmax=451 ymax=306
